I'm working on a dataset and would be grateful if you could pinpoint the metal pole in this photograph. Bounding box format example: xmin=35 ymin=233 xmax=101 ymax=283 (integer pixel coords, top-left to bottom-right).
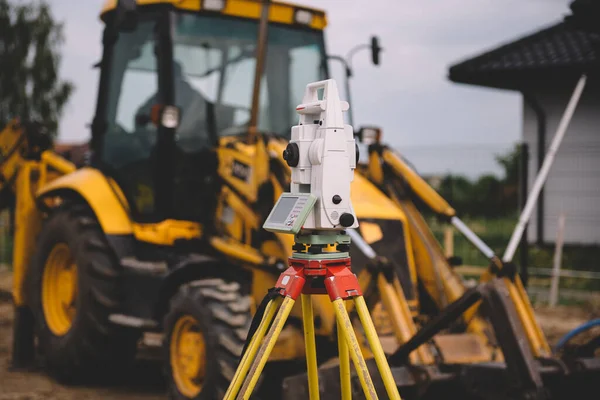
xmin=535 ymin=106 xmax=546 ymax=246
xmin=519 ymin=142 xmax=529 ymax=286
xmin=524 ymin=94 xmax=547 ymax=246
xmin=450 ymin=216 xmax=495 ymax=259
xmin=343 ymin=43 xmax=370 ymax=127
xmin=344 ymin=66 xmax=354 ymax=127
xmin=503 ymin=74 xmax=587 ymax=263
xmin=347 ymin=229 xmax=377 ymax=259
xmin=549 ymin=213 xmax=566 ymax=307
xmin=248 ymin=0 xmax=271 ymax=143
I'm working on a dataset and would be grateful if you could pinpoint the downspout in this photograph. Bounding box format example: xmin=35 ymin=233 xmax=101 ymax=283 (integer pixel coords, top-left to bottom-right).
xmin=522 ymin=93 xmax=546 ymax=246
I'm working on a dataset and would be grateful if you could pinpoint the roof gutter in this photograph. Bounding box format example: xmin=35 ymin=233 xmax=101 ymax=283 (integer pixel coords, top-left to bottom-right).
xmin=522 ymin=92 xmax=546 ymax=246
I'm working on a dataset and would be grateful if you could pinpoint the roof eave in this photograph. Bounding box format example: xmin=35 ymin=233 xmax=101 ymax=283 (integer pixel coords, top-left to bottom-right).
xmin=449 ymin=64 xmax=597 ymax=91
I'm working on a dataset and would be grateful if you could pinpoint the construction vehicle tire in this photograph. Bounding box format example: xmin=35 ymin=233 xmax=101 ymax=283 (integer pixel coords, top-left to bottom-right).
xmin=28 ymin=202 xmax=140 ymax=383
xmin=163 ymin=278 xmax=257 ymax=399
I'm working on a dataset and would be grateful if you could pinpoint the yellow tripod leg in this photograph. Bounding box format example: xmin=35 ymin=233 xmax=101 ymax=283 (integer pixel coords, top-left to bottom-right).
xmin=337 ymin=312 xmax=352 ymax=400
xmin=223 ymin=297 xmax=282 ymax=400
xmin=301 ymin=294 xmax=320 ymax=400
xmin=332 ymin=299 xmax=378 ymax=400
xmin=238 ymin=296 xmax=296 ymax=400
xmin=354 ymin=296 xmax=402 ymax=400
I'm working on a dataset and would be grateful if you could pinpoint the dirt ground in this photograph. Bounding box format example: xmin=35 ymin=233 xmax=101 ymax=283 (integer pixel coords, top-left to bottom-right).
xmin=0 ymin=268 xmax=598 ymax=399
xmin=533 ymin=302 xmax=600 ymax=345
xmin=0 ymin=269 xmax=166 ymax=400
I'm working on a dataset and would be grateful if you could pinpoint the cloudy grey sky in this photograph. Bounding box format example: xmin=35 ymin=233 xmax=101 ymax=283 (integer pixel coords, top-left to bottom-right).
xmin=49 ymin=0 xmax=573 ymax=177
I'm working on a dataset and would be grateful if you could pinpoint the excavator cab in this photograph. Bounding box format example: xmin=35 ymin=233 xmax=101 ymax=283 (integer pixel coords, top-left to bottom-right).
xmin=94 ymin=0 xmax=327 ymax=225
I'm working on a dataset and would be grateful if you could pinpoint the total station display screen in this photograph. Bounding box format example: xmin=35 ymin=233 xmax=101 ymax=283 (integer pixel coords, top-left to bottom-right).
xmin=263 ymin=193 xmax=316 ymax=234
xmin=269 ymin=197 xmax=298 ymax=224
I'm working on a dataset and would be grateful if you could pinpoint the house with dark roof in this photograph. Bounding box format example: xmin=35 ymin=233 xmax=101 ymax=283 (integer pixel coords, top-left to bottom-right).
xmin=448 ymin=0 xmax=600 ymax=246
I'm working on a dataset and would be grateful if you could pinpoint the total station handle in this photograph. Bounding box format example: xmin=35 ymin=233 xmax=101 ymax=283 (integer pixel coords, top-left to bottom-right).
xmin=296 ymin=79 xmax=349 ymax=129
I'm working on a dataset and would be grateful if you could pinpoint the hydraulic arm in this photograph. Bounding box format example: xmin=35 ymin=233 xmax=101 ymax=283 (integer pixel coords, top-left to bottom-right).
xmin=362 ymin=143 xmax=551 ymax=357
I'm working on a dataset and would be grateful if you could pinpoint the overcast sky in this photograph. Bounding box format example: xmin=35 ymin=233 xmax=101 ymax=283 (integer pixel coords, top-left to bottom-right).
xmin=49 ymin=0 xmax=573 ymax=177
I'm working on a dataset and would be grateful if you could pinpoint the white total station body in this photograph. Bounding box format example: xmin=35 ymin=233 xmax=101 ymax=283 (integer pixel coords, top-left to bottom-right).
xmin=287 ymin=79 xmax=359 ymax=231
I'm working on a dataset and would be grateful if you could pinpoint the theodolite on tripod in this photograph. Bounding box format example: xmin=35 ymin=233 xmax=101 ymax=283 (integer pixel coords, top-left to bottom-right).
xmin=223 ymin=79 xmax=402 ymax=400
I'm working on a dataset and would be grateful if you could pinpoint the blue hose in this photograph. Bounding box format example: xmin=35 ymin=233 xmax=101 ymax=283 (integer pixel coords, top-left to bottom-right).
xmin=554 ymin=318 xmax=600 ymax=352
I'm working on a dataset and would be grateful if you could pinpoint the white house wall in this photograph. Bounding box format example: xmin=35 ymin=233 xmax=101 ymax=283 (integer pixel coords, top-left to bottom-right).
xmin=522 ymin=83 xmax=600 ymax=245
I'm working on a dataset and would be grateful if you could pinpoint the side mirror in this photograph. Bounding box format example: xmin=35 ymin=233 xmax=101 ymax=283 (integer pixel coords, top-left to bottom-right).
xmin=371 ymin=36 xmax=382 ymax=66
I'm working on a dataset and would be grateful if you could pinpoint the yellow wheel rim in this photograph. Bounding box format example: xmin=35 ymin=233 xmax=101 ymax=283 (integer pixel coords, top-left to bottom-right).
xmin=170 ymin=315 xmax=206 ymax=398
xmin=42 ymin=243 xmax=78 ymax=336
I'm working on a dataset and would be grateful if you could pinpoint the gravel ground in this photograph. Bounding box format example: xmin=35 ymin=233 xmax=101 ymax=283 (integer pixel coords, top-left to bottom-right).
xmin=0 ymin=268 xmax=166 ymax=400
xmin=0 ymin=300 xmax=167 ymax=400
xmin=0 ymin=268 xmax=598 ymax=399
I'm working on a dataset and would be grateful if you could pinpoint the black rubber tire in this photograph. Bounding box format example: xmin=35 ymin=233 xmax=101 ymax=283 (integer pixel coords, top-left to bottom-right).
xmin=28 ymin=202 xmax=140 ymax=383
xmin=164 ymin=278 xmax=258 ymax=399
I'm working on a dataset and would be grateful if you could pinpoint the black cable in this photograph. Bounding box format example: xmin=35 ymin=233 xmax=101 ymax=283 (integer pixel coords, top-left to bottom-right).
xmin=239 ymin=287 xmax=281 ymax=362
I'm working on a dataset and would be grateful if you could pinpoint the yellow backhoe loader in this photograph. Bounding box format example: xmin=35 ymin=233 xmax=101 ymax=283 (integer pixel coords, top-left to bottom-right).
xmin=2 ymin=1 xmax=599 ymax=400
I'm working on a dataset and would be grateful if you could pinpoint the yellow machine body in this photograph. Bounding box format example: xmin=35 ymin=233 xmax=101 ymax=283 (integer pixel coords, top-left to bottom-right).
xmin=101 ymin=0 xmax=328 ymax=30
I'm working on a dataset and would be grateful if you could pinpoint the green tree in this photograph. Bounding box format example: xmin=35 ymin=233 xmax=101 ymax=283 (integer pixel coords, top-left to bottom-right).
xmin=471 ymin=174 xmax=502 ymax=217
xmin=437 ymin=175 xmax=473 ymax=215
xmin=495 ymin=144 xmax=520 ymax=186
xmin=434 ymin=145 xmax=522 ymax=218
xmin=0 ymin=0 xmax=73 ymax=136
xmin=495 ymin=144 xmax=522 ymax=215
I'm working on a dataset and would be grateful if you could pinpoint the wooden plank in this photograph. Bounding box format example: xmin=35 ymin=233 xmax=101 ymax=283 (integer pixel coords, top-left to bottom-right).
xmin=443 ymin=227 xmax=453 ymax=258
xmin=454 ymin=265 xmax=485 ymax=276
xmin=0 ymin=267 xmax=11 ymax=301
xmin=549 ymin=213 xmax=566 ymax=307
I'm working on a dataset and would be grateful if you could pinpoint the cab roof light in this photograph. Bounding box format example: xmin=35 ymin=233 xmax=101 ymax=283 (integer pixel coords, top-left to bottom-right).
xmin=295 ymin=9 xmax=313 ymax=25
xmin=203 ymin=0 xmax=226 ymax=11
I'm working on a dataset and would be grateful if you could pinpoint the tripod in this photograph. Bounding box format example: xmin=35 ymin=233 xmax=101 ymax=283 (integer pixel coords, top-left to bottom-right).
xmin=223 ymin=234 xmax=402 ymax=400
